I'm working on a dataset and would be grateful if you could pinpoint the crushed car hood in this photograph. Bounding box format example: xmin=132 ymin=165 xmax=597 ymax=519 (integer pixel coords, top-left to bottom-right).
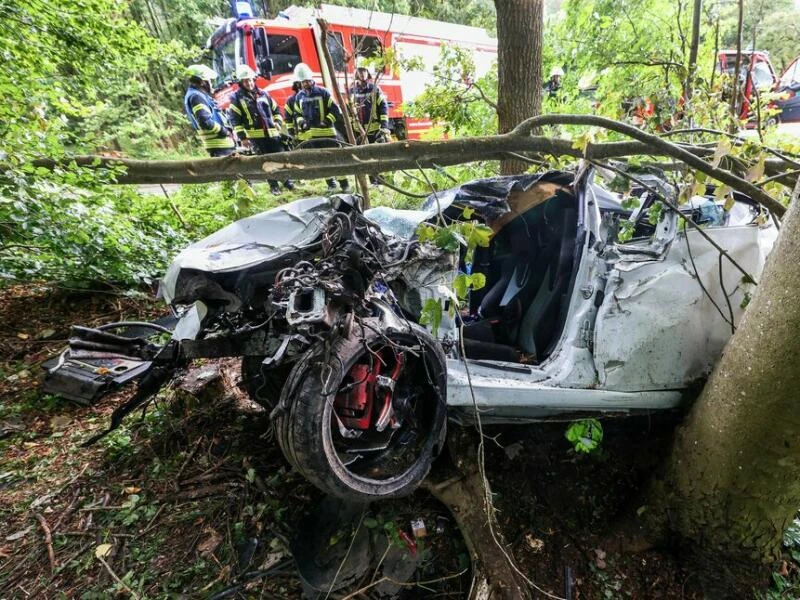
xmin=161 ymin=196 xmax=353 ymax=303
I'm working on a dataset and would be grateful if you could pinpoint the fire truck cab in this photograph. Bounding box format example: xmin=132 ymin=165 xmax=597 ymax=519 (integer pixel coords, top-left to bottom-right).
xmin=207 ymin=3 xmax=497 ymax=139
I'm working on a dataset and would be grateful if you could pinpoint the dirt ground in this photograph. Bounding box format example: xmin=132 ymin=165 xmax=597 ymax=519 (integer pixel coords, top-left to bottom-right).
xmin=0 ymin=284 xmax=784 ymax=598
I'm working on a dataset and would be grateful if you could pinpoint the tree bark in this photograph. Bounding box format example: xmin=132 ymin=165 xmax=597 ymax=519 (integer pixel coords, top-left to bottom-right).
xmin=685 ymin=0 xmax=702 ymax=110
xmin=645 ymin=186 xmax=800 ymax=596
xmin=494 ymin=0 xmax=543 ymax=175
xmin=423 ymin=428 xmax=532 ymax=600
xmin=730 ymin=0 xmax=745 ymax=130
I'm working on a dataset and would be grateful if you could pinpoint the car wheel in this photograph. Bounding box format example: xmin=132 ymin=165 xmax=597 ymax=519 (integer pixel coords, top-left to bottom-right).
xmin=240 ymin=357 xmax=292 ymax=411
xmin=765 ymin=115 xmax=780 ymax=128
xmin=273 ymin=318 xmax=447 ymax=500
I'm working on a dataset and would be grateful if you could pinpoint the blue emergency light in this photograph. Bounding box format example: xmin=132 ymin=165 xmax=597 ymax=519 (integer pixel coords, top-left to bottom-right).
xmin=231 ymin=0 xmax=253 ymax=19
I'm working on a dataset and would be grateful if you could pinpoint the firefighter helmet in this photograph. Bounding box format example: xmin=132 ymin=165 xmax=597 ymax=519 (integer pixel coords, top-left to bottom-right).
xmin=235 ymin=64 xmax=258 ymax=81
xmin=186 ymin=64 xmax=218 ymax=82
xmin=355 ymin=57 xmax=375 ymax=78
xmin=293 ymin=63 xmax=314 ymax=82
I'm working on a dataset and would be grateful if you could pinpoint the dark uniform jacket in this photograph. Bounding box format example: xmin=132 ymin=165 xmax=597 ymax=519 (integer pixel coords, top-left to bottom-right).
xmin=228 ymin=87 xmax=284 ymax=140
xmin=349 ymin=82 xmax=389 ymax=134
xmin=184 ymin=85 xmax=235 ymax=150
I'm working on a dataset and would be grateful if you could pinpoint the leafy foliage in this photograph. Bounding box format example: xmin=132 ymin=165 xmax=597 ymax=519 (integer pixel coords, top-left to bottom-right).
xmin=565 ymin=419 xmax=604 ymax=453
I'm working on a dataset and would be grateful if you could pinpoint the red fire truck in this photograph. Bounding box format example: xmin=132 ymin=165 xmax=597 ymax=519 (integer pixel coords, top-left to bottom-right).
xmin=207 ymin=3 xmax=497 ymax=139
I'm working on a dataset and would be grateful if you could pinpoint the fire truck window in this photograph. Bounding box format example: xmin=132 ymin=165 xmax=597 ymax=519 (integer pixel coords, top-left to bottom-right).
xmin=352 ymin=34 xmax=384 ymax=65
xmin=327 ymin=32 xmax=346 ymax=72
xmin=213 ymin=33 xmax=238 ymax=81
xmin=267 ymin=34 xmax=302 ymax=76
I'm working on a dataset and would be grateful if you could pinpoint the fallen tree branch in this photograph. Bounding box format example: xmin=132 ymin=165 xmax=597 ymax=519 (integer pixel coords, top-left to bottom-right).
xmin=511 ymin=114 xmax=785 ymax=216
xmin=20 ymin=115 xmax=792 ymax=216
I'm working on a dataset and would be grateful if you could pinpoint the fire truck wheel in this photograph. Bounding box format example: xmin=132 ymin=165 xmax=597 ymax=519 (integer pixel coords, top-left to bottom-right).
xmin=273 ymin=319 xmax=447 ymax=501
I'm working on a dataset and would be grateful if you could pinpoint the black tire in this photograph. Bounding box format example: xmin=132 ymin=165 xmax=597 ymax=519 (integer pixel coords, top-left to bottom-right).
xmin=273 ymin=318 xmax=447 ymax=500
xmin=240 ymin=357 xmax=292 ymax=411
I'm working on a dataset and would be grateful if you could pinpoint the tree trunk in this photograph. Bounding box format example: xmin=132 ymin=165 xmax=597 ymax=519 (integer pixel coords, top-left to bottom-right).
xmin=645 ymin=189 xmax=800 ymax=596
xmin=494 ymin=0 xmax=543 ymax=175
xmin=685 ymin=0 xmax=702 ymax=111
xmin=730 ymin=0 xmax=744 ymax=131
xmin=423 ymin=428 xmax=532 ymax=599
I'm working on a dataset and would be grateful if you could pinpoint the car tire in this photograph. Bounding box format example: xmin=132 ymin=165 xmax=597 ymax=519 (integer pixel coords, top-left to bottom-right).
xmin=273 ymin=318 xmax=447 ymax=501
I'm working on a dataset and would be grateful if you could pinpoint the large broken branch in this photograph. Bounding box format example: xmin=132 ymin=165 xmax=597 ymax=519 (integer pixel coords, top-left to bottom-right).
xmin=26 ymin=115 xmax=792 ymax=216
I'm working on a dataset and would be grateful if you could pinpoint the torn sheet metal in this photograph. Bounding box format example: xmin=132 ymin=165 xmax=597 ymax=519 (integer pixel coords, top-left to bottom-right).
xmin=594 ymin=223 xmax=777 ymax=392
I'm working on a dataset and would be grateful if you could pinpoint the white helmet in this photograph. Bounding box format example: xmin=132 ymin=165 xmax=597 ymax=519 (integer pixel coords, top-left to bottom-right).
xmin=550 ymin=66 xmax=565 ymax=77
xmin=293 ymin=62 xmax=314 ymax=82
xmin=235 ymin=64 xmax=258 ymax=81
xmin=355 ymin=57 xmax=375 ymax=78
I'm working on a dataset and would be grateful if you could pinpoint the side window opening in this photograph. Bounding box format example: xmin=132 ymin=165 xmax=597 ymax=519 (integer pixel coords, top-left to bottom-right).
xmin=351 ymin=34 xmax=385 ymax=72
xmin=327 ymin=31 xmax=346 ymax=72
xmin=267 ymin=34 xmax=301 ymax=76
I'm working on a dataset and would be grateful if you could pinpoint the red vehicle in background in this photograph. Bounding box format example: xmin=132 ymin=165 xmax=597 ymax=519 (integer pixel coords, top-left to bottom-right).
xmin=717 ymin=50 xmax=777 ymax=123
xmin=207 ymin=2 xmax=497 ymax=140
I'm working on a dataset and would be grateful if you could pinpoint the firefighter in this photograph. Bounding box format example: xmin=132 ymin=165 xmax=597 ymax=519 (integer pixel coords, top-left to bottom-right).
xmin=292 ymin=63 xmax=350 ymax=193
xmin=284 ymin=78 xmax=303 ymax=143
xmin=544 ymin=66 xmax=564 ymax=99
xmin=349 ymin=61 xmax=390 ymax=185
xmin=228 ymin=64 xmax=295 ymax=195
xmin=183 ymin=65 xmax=236 ymax=157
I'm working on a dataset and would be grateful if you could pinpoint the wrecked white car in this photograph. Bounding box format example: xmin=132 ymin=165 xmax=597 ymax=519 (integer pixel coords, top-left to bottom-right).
xmin=44 ymin=168 xmax=777 ymax=500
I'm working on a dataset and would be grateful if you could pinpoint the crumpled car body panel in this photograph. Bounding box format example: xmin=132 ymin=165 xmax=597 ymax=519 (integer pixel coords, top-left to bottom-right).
xmin=155 ymin=171 xmax=777 ymax=423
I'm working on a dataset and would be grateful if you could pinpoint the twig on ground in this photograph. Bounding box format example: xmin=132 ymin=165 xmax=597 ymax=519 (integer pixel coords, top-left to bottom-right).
xmin=96 ymin=555 xmax=140 ymax=599
xmin=340 ymin=569 xmax=470 ymax=600
xmin=33 ymin=512 xmax=55 ymax=573
xmin=324 ymin=506 xmax=366 ymax=600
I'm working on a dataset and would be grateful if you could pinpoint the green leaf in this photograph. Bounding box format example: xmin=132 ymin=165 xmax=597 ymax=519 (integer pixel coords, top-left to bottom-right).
xmin=621 ymin=196 xmax=641 ymax=210
xmin=419 ymin=298 xmax=443 ymax=337
xmin=710 ymin=138 xmax=732 ymax=169
xmin=745 ymin=156 xmax=766 ymax=183
xmin=565 ymin=419 xmax=603 ymax=453
xmin=470 ymin=272 xmax=486 ymax=291
xmin=617 ymin=220 xmax=635 ymax=243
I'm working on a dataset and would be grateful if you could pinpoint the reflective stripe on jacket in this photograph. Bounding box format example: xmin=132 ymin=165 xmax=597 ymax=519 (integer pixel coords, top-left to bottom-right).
xmin=228 ymin=88 xmax=284 ymax=140
xmin=285 ymin=94 xmax=300 ymax=136
xmin=349 ymin=82 xmax=389 ymax=134
xmin=294 ymin=85 xmax=341 ymax=141
xmin=184 ymin=86 xmax=235 ymax=150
